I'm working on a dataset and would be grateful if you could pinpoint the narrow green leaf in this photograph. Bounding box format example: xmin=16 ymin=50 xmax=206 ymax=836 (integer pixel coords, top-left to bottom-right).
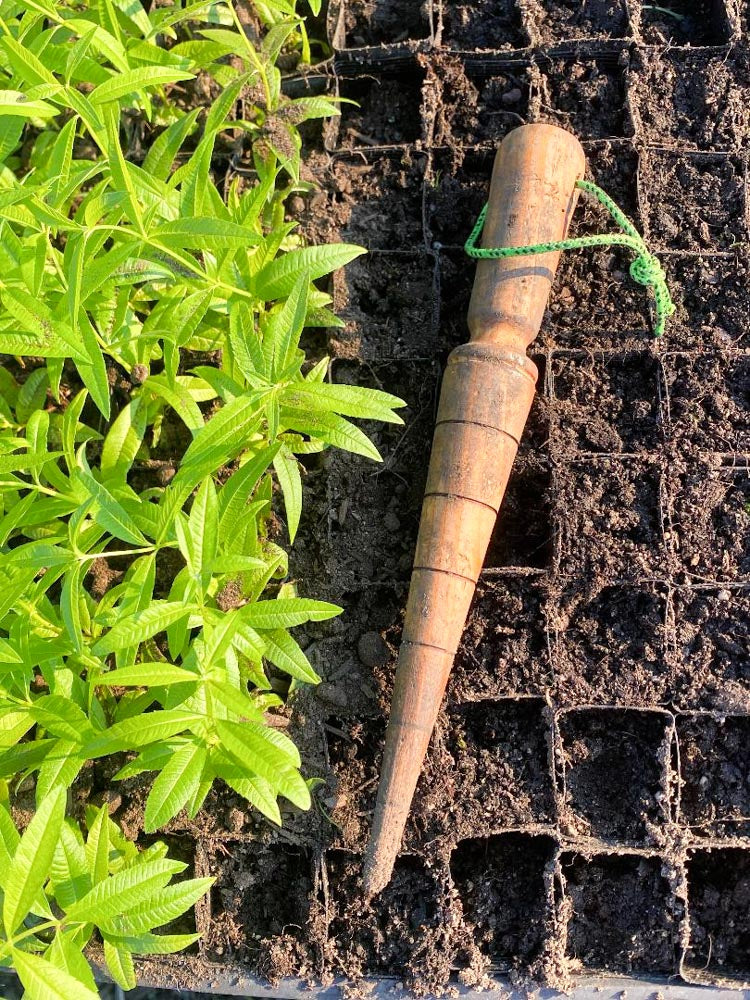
xmin=267 ymin=272 xmax=308 ymax=379
xmin=0 ymin=91 xmax=58 ymax=118
xmin=152 ymin=216 xmax=260 ymax=250
xmin=28 ymin=696 xmax=94 ymax=743
xmin=142 ymin=108 xmax=200 ymax=181
xmin=0 ymin=805 xmax=20 ymax=886
xmin=0 ymin=739 xmax=53 ymax=780
xmin=144 ymin=742 xmax=207 ymax=832
xmin=4 ymin=786 xmax=65 ymax=935
xmin=100 ymin=397 xmax=146 ymax=481
xmin=174 ymin=391 xmax=265 ymax=489
xmin=12 ymin=949 xmax=100 ymax=1000
xmin=45 ymin=929 xmax=99 ymax=994
xmin=273 ymin=445 xmax=302 ymax=543
xmin=113 ymin=743 xmax=175 ymax=780
xmin=36 ymin=741 xmax=86 ymax=801
xmin=65 ymin=857 xmax=186 ymax=924
xmin=75 ymin=466 xmax=147 ymax=546
xmin=77 ymin=315 xmax=111 ymax=420
xmin=63 ymin=19 xmax=129 ymax=72
xmin=83 ymin=711 xmax=200 ymax=756
xmin=0 ymin=288 xmax=87 ymax=361
xmin=110 ymin=0 xmax=153 ymax=36
xmin=216 ymin=719 xmax=301 ymax=785
xmin=0 ymin=116 xmax=24 ymax=162
xmin=187 ymin=477 xmax=218 ymax=576
xmin=216 ymin=755 xmax=281 ymax=825
xmin=60 ymin=561 xmax=85 ymax=652
xmin=61 ymin=389 xmax=88 ymax=473
xmin=262 ymin=629 xmax=320 ymax=684
xmin=254 ymin=244 xmax=365 ymax=300
xmin=143 ymin=374 xmax=203 ymax=434
xmin=239 ymin=598 xmax=341 ymax=630
xmin=85 ymin=805 xmax=110 ymax=887
xmin=281 ymin=408 xmax=382 ymax=461
xmin=107 ymin=930 xmax=201 ymax=954
xmin=276 ymin=766 xmax=312 ymax=811
xmin=90 ymin=67 xmax=194 ymax=105
xmin=51 ymin=822 xmax=90 ymax=910
xmin=286 ymin=381 xmax=405 ymax=422
xmin=100 ymin=663 xmax=199 ymax=687
xmin=206 ymin=681 xmax=265 ymax=722
xmin=0 ymin=638 xmax=22 ymax=665
xmin=1 ymin=35 xmax=57 ymax=86
xmin=217 ymin=443 xmax=279 ymax=543
xmin=104 ymin=938 xmax=136 ymax=991
xmin=93 ymin=602 xmax=193 ymax=656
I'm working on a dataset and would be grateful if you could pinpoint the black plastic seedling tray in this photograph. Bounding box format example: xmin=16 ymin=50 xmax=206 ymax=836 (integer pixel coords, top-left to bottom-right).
xmin=130 ymin=0 xmax=750 ymax=995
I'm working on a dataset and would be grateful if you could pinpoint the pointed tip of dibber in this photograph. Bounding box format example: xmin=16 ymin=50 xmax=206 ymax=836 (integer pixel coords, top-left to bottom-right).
xmin=362 ymin=792 xmax=401 ymax=898
xmin=361 ymin=847 xmax=390 ymax=900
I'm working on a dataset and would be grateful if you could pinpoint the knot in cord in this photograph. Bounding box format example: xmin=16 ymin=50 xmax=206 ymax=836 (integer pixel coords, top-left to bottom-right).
xmin=464 ymin=179 xmax=675 ymax=339
xmin=628 ymin=252 xmax=676 ymax=336
xmin=629 ymin=251 xmax=664 ymax=288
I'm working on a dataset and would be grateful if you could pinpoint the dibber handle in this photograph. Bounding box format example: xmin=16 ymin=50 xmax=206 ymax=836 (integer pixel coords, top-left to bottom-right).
xmin=467 ymin=124 xmax=585 ymax=352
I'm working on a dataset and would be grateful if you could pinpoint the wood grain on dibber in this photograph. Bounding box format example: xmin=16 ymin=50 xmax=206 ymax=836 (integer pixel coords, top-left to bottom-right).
xmin=363 ymin=124 xmax=586 ymax=896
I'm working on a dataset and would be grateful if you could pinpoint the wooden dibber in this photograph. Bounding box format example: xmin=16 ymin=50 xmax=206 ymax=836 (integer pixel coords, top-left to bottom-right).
xmin=362 ymin=124 xmax=586 ymax=896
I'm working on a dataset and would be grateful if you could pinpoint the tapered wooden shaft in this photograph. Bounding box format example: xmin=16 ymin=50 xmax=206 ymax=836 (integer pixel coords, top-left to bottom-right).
xmin=363 ymin=125 xmax=585 ymax=896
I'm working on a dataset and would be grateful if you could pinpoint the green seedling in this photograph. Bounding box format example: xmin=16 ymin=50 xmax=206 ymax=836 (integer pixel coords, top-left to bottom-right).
xmin=641 ymin=5 xmax=685 ymax=21
xmin=0 ymin=787 xmax=212 ymax=995
xmin=0 ymin=0 xmax=404 ymax=994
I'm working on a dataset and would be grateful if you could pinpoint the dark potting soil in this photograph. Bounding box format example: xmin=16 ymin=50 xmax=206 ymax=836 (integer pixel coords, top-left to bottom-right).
xmin=554 ymin=457 xmax=666 ymax=580
xmin=545 ymin=247 xmax=653 ymax=344
xmin=636 ymin=0 xmax=730 ymax=46
xmin=424 ymin=56 xmax=532 ymax=147
xmin=442 ymin=698 xmax=556 ymax=834
xmin=685 ymin=849 xmax=750 ymax=980
xmin=89 ymin=8 xmax=750 ymax=996
xmin=536 ymin=59 xmax=631 ymax=140
xmin=551 ymin=582 xmax=671 ymax=707
xmin=558 ymin=708 xmax=671 ymax=845
xmin=201 ymin=842 xmax=315 ymax=967
xmin=642 ymin=152 xmax=747 ymax=253
xmin=677 ymin=714 xmax=750 ymax=838
xmin=342 ymin=0 xmax=431 ymax=47
xmin=522 ymin=0 xmax=630 ymax=44
xmin=425 ymin=147 xmax=493 ymax=247
xmin=321 ymin=851 xmax=453 ymax=989
xmin=450 ymin=833 xmax=557 ymax=971
xmin=330 ymin=256 xmax=438 ymax=359
xmin=550 ymin=351 xmax=660 ymax=454
xmin=666 ymin=253 xmax=750 ymax=352
xmin=297 ymin=150 xmax=427 ymax=250
xmin=628 ymin=49 xmax=750 ymax=151
xmin=323 ymin=359 xmax=438 ymax=587
xmin=672 ymin=588 xmax=750 ymax=715
xmin=665 ymin=456 xmax=750 ymax=582
xmin=441 ymin=0 xmax=529 ymax=50
xmin=562 ymin=853 xmax=679 ymax=974
xmin=485 ymin=453 xmax=554 ymax=569
xmin=542 ymin=140 xmax=654 ymax=344
xmin=325 ymin=715 xmax=386 ymax=852
xmin=661 ymin=352 xmax=750 ymax=453
xmin=335 ymin=74 xmax=425 ymax=148
xmin=448 ymin=577 xmax=553 ymax=702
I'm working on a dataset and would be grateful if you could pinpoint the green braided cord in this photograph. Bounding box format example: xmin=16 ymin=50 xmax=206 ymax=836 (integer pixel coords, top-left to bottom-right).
xmin=464 ymin=178 xmax=675 ymax=338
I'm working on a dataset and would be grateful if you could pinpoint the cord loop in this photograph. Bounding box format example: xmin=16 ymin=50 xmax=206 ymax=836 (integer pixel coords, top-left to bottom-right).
xmin=465 ymin=179 xmax=675 ymax=338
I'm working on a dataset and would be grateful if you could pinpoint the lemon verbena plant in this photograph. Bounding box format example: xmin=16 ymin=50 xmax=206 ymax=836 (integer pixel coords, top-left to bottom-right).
xmin=0 ymin=0 xmax=404 ymax=993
